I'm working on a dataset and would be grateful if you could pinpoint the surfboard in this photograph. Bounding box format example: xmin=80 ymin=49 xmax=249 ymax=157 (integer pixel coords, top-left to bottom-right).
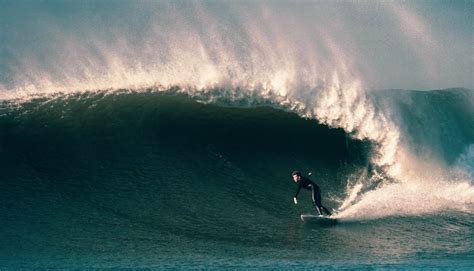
xmin=300 ymin=214 xmax=337 ymax=224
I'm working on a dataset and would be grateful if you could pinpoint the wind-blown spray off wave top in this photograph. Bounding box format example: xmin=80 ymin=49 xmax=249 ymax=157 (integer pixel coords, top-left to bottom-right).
xmin=1 ymin=1 xmax=473 ymax=96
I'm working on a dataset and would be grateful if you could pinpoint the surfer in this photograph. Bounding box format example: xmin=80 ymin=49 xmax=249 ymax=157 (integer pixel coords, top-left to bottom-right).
xmin=292 ymin=170 xmax=332 ymax=216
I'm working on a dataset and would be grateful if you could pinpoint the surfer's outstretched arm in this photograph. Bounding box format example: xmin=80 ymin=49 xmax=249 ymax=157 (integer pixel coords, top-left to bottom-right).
xmin=294 ymin=182 xmax=303 ymax=204
xmin=294 ymin=185 xmax=302 ymax=199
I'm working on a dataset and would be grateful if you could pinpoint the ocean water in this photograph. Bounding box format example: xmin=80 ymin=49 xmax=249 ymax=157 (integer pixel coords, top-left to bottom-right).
xmin=0 ymin=90 xmax=473 ymax=269
xmin=1 ymin=1 xmax=473 ymax=269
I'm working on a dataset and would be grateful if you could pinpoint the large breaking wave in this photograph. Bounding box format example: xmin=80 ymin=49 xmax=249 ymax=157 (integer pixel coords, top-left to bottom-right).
xmin=1 ymin=1 xmax=473 ymax=224
xmin=1 ymin=87 xmax=473 ymax=224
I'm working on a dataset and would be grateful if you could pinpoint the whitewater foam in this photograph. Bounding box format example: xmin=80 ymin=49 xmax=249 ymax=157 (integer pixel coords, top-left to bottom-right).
xmin=455 ymin=144 xmax=474 ymax=180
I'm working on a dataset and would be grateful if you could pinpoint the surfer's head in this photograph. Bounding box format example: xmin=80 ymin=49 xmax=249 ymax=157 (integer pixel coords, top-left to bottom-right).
xmin=292 ymin=171 xmax=302 ymax=182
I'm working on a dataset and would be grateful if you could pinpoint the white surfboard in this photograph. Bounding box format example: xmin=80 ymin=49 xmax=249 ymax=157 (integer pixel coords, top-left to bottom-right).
xmin=300 ymin=214 xmax=337 ymax=224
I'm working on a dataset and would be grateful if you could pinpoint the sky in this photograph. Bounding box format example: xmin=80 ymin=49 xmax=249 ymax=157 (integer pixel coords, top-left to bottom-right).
xmin=0 ymin=0 xmax=472 ymax=97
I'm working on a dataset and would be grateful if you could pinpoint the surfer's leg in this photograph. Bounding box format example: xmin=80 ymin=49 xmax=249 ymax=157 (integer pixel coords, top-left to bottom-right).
xmin=321 ymin=206 xmax=332 ymax=216
xmin=311 ymin=185 xmax=323 ymax=215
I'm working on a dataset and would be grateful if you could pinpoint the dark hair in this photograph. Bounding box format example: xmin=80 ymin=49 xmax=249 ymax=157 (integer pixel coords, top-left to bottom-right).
xmin=292 ymin=170 xmax=301 ymax=176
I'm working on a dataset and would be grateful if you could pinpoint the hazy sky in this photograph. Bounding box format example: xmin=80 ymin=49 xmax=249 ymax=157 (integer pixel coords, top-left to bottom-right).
xmin=1 ymin=0 xmax=472 ymax=95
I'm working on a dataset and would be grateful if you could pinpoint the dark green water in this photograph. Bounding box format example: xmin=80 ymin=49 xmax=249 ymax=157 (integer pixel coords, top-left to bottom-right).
xmin=0 ymin=91 xmax=473 ymax=268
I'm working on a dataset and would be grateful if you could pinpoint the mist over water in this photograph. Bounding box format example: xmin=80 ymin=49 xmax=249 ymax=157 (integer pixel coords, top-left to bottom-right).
xmin=1 ymin=1 xmax=472 ymax=96
xmin=0 ymin=0 xmax=473 ymax=268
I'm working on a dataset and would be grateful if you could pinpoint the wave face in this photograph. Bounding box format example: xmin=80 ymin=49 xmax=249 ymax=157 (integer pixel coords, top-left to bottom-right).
xmin=0 ymin=91 xmax=370 ymax=221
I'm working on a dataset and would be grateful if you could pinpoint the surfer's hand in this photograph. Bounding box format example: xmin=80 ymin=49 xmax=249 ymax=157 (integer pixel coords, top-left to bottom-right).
xmin=293 ymin=197 xmax=298 ymax=205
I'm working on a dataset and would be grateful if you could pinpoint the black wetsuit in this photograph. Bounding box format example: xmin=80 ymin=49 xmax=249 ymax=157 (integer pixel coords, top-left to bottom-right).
xmin=295 ymin=176 xmax=332 ymax=216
